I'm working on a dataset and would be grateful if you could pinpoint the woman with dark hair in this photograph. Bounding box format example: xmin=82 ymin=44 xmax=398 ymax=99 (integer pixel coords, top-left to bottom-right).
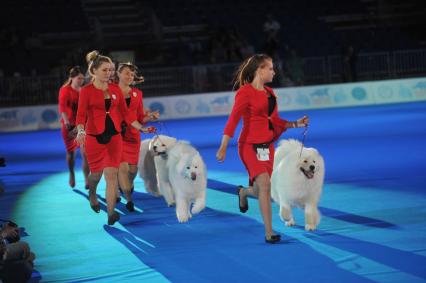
xmin=117 ymin=62 xmax=158 ymax=211
xmin=75 ymin=51 xmax=151 ymax=225
xmin=216 ymin=54 xmax=309 ymax=243
xmin=58 ymin=66 xmax=89 ymax=189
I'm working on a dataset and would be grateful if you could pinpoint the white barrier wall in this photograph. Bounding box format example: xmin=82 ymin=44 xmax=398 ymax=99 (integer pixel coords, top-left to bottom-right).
xmin=1 ymin=77 xmax=425 ymax=132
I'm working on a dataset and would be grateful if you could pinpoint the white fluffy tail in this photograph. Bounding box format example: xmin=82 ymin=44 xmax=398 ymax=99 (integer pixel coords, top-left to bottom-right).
xmin=274 ymin=139 xmax=303 ymax=168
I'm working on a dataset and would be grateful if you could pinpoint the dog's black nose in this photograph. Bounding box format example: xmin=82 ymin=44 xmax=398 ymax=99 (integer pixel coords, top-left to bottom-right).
xmin=153 ymin=146 xmax=157 ymax=150
xmin=310 ymin=165 xmax=315 ymax=171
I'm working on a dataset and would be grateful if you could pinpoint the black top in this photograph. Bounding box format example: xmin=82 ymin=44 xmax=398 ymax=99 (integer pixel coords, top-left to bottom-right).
xmin=267 ymin=94 xmax=276 ymax=130
xmin=91 ymin=98 xmax=118 ymax=144
xmin=125 ymin=97 xmax=131 ymax=107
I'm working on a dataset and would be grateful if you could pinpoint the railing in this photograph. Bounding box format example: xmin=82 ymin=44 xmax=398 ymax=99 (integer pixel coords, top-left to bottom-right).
xmin=1 ymin=49 xmax=425 ymax=107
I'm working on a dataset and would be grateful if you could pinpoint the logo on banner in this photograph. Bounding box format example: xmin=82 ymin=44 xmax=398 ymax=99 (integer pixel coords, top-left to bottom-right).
xmin=310 ymin=88 xmax=330 ymax=105
xmin=0 ymin=110 xmax=18 ymax=121
xmin=377 ymin=85 xmax=393 ymax=99
xmin=414 ymin=81 xmax=426 ymax=98
xmin=196 ymin=100 xmax=210 ymax=114
xmin=175 ymin=100 xmax=191 ymax=114
xmin=149 ymin=102 xmax=165 ymax=115
xmin=42 ymin=110 xmax=58 ymax=123
xmin=333 ymin=89 xmax=347 ymax=104
xmin=398 ymin=85 xmax=412 ymax=99
xmin=351 ymin=87 xmax=367 ymax=101
xmin=210 ymin=95 xmax=230 ymax=113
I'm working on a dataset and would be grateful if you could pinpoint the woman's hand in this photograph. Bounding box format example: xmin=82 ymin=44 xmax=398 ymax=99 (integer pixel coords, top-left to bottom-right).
xmin=76 ymin=129 xmax=86 ymax=145
xmin=216 ymin=146 xmax=227 ymax=162
xmin=68 ymin=126 xmax=78 ymax=139
xmin=296 ymin=115 xmax=309 ymax=127
xmin=145 ymin=110 xmax=160 ymax=122
xmin=140 ymin=126 xmax=157 ymax=134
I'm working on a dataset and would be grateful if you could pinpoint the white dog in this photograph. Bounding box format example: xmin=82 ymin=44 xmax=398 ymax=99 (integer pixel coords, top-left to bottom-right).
xmin=138 ymin=135 xmax=177 ymax=206
xmin=167 ymin=141 xmax=207 ymax=223
xmin=271 ymin=139 xmax=325 ymax=231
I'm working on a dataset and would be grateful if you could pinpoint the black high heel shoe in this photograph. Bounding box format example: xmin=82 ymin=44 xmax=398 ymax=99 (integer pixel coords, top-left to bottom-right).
xmin=90 ymin=203 xmax=100 ymax=213
xmin=108 ymin=212 xmax=120 ymax=225
xmin=126 ymin=201 xmax=135 ymax=212
xmin=265 ymin=234 xmax=281 ymax=244
xmin=237 ymin=186 xmax=248 ymax=213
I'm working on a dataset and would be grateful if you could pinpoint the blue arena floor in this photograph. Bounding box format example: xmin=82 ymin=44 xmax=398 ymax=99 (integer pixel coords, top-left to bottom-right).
xmin=0 ymin=102 xmax=425 ymax=282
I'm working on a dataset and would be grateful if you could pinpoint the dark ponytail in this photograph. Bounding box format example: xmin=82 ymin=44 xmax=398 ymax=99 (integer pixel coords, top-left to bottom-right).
xmin=62 ymin=66 xmax=83 ymax=87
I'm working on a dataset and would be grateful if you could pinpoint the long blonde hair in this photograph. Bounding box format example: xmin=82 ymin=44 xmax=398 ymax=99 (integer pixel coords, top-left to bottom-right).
xmin=232 ymin=54 xmax=272 ymax=90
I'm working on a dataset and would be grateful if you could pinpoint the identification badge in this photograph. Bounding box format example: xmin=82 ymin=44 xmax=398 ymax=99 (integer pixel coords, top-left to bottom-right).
xmin=256 ymin=148 xmax=270 ymax=161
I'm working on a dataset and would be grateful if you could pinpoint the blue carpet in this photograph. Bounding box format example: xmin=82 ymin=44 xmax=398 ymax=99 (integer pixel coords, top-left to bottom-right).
xmin=0 ymin=101 xmax=425 ymax=282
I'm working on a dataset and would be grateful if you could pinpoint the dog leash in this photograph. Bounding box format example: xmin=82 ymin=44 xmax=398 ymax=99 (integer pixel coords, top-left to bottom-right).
xmin=299 ymin=124 xmax=308 ymax=158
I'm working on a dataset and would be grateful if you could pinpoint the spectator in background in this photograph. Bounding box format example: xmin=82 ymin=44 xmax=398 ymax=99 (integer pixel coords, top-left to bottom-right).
xmin=58 ymin=66 xmax=90 ymax=189
xmin=342 ymin=45 xmax=357 ymax=82
xmin=0 ymin=221 xmax=35 ymax=283
xmin=285 ymin=49 xmax=305 ymax=86
xmin=263 ymin=14 xmax=281 ymax=58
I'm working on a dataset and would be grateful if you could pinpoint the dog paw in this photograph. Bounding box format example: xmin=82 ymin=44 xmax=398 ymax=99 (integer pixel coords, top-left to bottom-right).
xmin=177 ymin=213 xmax=190 ymax=223
xmin=285 ymin=219 xmax=296 ymax=226
xmin=191 ymin=205 xmax=205 ymax=215
xmin=305 ymin=224 xmax=316 ymax=231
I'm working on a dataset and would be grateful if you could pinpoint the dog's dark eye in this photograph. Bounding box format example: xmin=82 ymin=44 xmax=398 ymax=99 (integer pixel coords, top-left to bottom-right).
xmin=313 ymin=161 xmax=316 ymax=163
xmin=304 ymin=160 xmax=307 ymax=163
xmin=195 ymin=166 xmax=198 ymax=168
xmin=186 ymin=166 xmax=190 ymax=169
xmin=162 ymin=144 xmax=166 ymax=146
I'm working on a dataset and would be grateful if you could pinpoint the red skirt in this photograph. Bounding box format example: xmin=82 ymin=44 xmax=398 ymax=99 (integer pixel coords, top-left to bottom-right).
xmin=238 ymin=142 xmax=275 ymax=183
xmin=85 ymin=134 xmax=122 ymax=172
xmin=121 ymin=140 xmax=140 ymax=165
xmin=61 ymin=126 xmax=78 ymax=153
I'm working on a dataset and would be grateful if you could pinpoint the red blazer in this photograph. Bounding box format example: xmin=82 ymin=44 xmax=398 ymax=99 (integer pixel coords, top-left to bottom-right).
xmin=123 ymin=87 xmax=145 ymax=140
xmin=224 ymin=84 xmax=287 ymax=144
xmin=76 ymin=83 xmax=133 ymax=135
xmin=58 ymin=85 xmax=79 ymax=125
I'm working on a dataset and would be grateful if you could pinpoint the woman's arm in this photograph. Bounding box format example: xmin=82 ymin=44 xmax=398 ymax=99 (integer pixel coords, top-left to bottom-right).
xmin=216 ymin=135 xmax=231 ymax=162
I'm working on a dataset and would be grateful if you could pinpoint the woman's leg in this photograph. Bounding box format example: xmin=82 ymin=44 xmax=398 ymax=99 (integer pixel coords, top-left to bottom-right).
xmin=104 ymin=167 xmax=119 ymax=217
xmin=66 ymin=151 xmax=76 ymax=188
xmin=238 ymin=184 xmax=258 ymax=208
xmin=118 ymin=162 xmax=133 ymax=204
xmin=80 ymin=146 xmax=90 ymax=189
xmin=253 ymin=173 xmax=274 ymax=238
xmin=88 ymin=171 xmax=102 ymax=208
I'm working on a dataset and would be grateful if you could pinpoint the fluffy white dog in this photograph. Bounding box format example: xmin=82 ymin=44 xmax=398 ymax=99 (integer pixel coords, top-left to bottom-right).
xmin=271 ymin=139 xmax=325 ymax=231
xmin=167 ymin=141 xmax=207 ymax=223
xmin=138 ymin=135 xmax=177 ymax=206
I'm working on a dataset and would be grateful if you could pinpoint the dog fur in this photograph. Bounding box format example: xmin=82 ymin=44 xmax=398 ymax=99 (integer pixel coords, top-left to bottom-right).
xmin=166 ymin=141 xmax=207 ymax=223
xmin=138 ymin=135 xmax=177 ymax=205
xmin=271 ymin=139 xmax=325 ymax=231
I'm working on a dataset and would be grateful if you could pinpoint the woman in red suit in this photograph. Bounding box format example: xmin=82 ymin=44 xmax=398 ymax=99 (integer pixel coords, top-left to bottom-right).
xmin=75 ymin=51 xmax=150 ymax=225
xmin=58 ymin=66 xmax=89 ymax=189
xmin=216 ymin=54 xmax=309 ymax=243
xmin=117 ymin=62 xmax=159 ymax=211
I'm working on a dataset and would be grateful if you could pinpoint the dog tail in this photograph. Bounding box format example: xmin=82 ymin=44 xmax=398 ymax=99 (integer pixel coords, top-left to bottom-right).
xmin=275 ymin=139 xmax=302 ymax=164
